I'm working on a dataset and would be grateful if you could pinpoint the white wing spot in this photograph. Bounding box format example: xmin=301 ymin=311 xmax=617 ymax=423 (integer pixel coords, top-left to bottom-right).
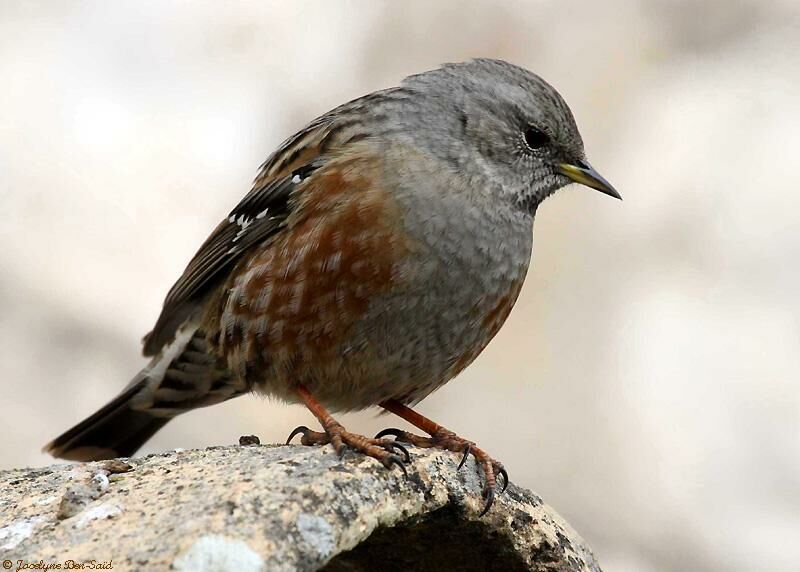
xmin=232 ymin=216 xmax=254 ymax=242
xmin=292 ymin=174 xmax=302 ymax=184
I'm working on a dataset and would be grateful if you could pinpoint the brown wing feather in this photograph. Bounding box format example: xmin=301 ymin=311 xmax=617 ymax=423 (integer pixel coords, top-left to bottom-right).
xmin=142 ymin=122 xmax=334 ymax=356
xmin=142 ymin=86 xmax=409 ymax=356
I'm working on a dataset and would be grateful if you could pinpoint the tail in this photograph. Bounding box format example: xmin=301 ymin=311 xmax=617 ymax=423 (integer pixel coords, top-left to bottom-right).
xmin=44 ymin=323 xmax=244 ymax=461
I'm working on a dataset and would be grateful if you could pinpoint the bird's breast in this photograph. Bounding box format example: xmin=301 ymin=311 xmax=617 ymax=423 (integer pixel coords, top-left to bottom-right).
xmin=360 ymin=170 xmax=534 ymax=394
xmin=215 ymin=149 xmax=534 ymax=409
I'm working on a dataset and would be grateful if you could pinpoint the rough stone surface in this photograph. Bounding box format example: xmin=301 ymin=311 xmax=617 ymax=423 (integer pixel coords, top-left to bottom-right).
xmin=0 ymin=444 xmax=601 ymax=571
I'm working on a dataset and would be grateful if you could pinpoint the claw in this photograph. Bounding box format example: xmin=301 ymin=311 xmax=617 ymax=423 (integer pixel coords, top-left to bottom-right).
xmin=384 ymin=454 xmax=408 ymax=477
xmin=479 ymin=487 xmax=495 ymax=517
xmin=375 ymin=427 xmax=407 ymax=440
xmin=497 ymin=466 xmax=509 ymax=493
xmin=286 ymin=425 xmax=310 ymax=445
xmin=457 ymin=443 xmax=471 ymax=470
xmin=385 ymin=441 xmax=411 ymax=463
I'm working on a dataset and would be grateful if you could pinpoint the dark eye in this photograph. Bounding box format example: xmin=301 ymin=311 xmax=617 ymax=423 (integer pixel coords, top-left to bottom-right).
xmin=523 ymin=126 xmax=549 ymax=150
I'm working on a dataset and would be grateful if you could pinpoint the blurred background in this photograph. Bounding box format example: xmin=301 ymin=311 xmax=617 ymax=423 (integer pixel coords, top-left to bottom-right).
xmin=1 ymin=1 xmax=798 ymax=570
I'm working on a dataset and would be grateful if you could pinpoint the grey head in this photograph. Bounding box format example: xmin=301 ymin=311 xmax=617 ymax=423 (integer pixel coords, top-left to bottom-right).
xmin=396 ymin=58 xmax=620 ymax=211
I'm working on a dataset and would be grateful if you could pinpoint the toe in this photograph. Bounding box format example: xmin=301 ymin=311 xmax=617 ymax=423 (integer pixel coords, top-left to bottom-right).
xmin=456 ymin=443 xmax=472 ymax=470
xmin=479 ymin=487 xmax=496 ymax=517
xmin=496 ymin=464 xmax=509 ymax=493
xmin=285 ymin=425 xmax=310 ymax=445
xmin=382 ymin=453 xmax=408 ymax=477
xmin=383 ymin=440 xmax=411 ymax=463
xmin=375 ymin=427 xmax=408 ymax=440
xmin=286 ymin=425 xmax=328 ymax=446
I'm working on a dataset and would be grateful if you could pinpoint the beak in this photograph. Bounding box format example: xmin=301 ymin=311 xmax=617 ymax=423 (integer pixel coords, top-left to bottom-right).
xmin=558 ymin=160 xmax=622 ymax=200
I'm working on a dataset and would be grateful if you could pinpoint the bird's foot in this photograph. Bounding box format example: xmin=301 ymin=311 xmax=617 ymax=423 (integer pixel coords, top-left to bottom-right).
xmin=376 ymin=427 xmax=507 ymax=516
xmin=286 ymin=423 xmax=409 ymax=475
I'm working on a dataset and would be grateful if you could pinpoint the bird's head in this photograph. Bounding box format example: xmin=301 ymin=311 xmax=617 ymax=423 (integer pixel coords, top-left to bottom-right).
xmin=402 ymin=58 xmax=621 ymax=212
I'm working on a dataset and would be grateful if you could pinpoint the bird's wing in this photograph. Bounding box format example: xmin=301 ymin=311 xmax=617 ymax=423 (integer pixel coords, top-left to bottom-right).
xmin=142 ymin=118 xmax=336 ymax=356
xmin=141 ymin=85 xmax=410 ymax=356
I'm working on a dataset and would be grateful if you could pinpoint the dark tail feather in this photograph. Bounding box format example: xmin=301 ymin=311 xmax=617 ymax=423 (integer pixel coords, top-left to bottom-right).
xmin=43 ymin=380 xmax=171 ymax=461
xmin=45 ymin=323 xmax=245 ymax=462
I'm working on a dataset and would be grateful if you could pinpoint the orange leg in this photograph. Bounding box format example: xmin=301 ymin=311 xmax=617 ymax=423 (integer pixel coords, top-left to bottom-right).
xmin=378 ymin=399 xmax=508 ymax=516
xmin=286 ymin=384 xmax=409 ymax=474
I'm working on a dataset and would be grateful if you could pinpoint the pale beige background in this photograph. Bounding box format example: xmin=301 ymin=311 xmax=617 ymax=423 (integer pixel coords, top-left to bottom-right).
xmin=1 ymin=2 xmax=799 ymax=571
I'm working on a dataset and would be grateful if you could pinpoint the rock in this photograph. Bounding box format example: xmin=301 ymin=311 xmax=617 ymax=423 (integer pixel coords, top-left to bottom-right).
xmin=238 ymin=435 xmax=262 ymax=447
xmin=0 ymin=445 xmax=601 ymax=571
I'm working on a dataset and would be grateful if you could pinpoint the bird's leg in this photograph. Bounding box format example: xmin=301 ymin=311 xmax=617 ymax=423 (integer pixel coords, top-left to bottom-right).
xmin=377 ymin=399 xmax=508 ymax=516
xmin=286 ymin=384 xmax=409 ymax=474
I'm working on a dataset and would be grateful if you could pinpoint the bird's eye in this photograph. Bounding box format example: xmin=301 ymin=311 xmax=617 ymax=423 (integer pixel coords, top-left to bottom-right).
xmin=523 ymin=126 xmax=549 ymax=150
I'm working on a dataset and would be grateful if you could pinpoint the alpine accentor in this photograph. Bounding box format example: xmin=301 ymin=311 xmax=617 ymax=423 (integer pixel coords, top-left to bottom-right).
xmin=46 ymin=58 xmax=620 ymax=514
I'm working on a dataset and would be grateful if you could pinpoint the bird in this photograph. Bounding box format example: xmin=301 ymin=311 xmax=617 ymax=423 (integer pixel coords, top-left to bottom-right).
xmin=45 ymin=58 xmax=620 ymax=515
